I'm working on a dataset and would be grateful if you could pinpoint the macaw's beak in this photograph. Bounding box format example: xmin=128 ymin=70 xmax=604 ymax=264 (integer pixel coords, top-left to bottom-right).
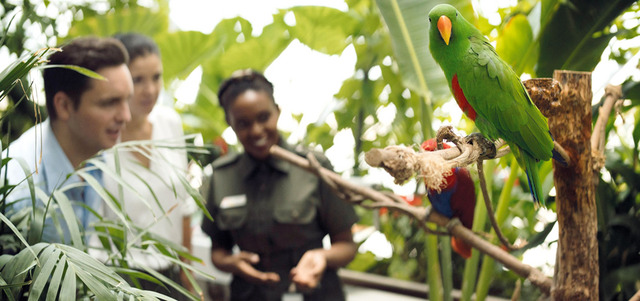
xmin=437 ymin=15 xmax=452 ymax=45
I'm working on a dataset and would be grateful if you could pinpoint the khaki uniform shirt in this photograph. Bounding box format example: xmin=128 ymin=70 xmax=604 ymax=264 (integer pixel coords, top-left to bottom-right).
xmin=201 ymin=141 xmax=358 ymax=301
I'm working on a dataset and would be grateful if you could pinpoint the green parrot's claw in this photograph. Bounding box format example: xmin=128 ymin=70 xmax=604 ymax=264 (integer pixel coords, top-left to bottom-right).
xmin=436 ymin=125 xmax=464 ymax=152
xmin=466 ymin=132 xmax=497 ymax=159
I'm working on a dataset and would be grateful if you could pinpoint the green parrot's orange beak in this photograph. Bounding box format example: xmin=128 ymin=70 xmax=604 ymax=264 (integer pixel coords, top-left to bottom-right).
xmin=437 ymin=15 xmax=452 ymax=45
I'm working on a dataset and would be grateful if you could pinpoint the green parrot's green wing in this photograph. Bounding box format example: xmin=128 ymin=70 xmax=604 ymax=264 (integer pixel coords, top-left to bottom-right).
xmin=460 ymin=36 xmax=553 ymax=161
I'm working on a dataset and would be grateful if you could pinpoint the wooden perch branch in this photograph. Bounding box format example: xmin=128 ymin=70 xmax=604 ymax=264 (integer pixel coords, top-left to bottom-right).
xmin=591 ymin=84 xmax=623 ymax=170
xmin=270 ymin=144 xmax=553 ymax=295
xmin=364 ymin=129 xmax=523 ymax=251
xmin=363 ymin=132 xmax=509 ymax=190
xmin=524 ymin=78 xmax=572 ymax=166
xmin=550 ymin=70 xmax=599 ymax=300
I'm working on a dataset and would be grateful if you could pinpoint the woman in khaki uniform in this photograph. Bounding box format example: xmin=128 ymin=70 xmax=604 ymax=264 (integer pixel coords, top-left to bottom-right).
xmin=201 ymin=70 xmax=358 ymax=301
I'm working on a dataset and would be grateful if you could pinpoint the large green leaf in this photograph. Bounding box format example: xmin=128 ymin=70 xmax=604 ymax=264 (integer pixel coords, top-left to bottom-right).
xmin=175 ymin=17 xmax=253 ymax=140
xmin=187 ymin=14 xmax=292 ymax=141
xmin=333 ymin=77 xmax=364 ymax=131
xmin=63 ymin=5 xmax=241 ymax=91
xmin=537 ymin=0 xmax=636 ymax=76
xmin=304 ymin=123 xmax=335 ymax=150
xmin=217 ymin=15 xmax=292 ymax=75
xmin=64 ymin=6 xmax=169 ymax=42
xmin=288 ymin=6 xmax=360 ymax=55
xmin=631 ymin=109 xmax=640 ymax=152
xmin=374 ymin=0 xmax=473 ymax=101
xmin=157 ymin=31 xmax=220 ymax=83
xmin=496 ymin=14 xmax=535 ymax=74
xmin=622 ymin=78 xmax=640 ymax=107
xmin=157 ymin=17 xmax=250 ymax=84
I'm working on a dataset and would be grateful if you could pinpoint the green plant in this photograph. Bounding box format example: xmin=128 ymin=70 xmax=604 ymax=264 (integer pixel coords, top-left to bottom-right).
xmin=0 ymin=47 xmax=213 ymax=299
xmin=596 ymin=79 xmax=640 ymax=301
xmin=371 ymin=0 xmax=639 ymax=299
xmin=4 ymin=0 xmax=639 ymax=299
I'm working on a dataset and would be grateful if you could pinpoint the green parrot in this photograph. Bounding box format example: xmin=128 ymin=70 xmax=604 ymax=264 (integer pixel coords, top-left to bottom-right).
xmin=428 ymin=4 xmax=563 ymax=206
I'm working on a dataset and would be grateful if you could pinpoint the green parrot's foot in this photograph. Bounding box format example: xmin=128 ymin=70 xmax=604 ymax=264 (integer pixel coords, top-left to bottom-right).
xmin=465 ymin=132 xmax=497 ymax=159
xmin=436 ymin=125 xmax=464 ymax=151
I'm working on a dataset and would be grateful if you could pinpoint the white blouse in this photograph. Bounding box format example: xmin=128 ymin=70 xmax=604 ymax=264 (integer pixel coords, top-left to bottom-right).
xmin=103 ymin=105 xmax=190 ymax=270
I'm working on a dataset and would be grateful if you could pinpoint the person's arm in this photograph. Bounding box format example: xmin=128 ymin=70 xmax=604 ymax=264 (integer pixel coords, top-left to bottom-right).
xmin=210 ymin=246 xmax=281 ymax=284
xmin=179 ymin=215 xmax=194 ymax=291
xmin=182 ymin=216 xmax=192 ymax=257
xmin=318 ymin=229 xmax=358 ymax=269
xmin=290 ymin=229 xmax=357 ymax=291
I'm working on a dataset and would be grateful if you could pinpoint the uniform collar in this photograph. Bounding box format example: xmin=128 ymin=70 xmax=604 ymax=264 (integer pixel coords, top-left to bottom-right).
xmin=239 ymin=137 xmax=291 ymax=180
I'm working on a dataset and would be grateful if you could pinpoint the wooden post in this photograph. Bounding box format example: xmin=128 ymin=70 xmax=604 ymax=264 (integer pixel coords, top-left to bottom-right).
xmin=549 ymin=70 xmax=598 ymax=300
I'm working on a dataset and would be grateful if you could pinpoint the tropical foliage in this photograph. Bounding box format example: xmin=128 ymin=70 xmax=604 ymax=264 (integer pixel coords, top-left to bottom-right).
xmin=370 ymin=1 xmax=640 ymax=300
xmin=1 ymin=0 xmax=640 ymax=300
xmin=0 ymin=51 xmax=169 ymax=299
xmin=0 ymin=27 xmax=211 ymax=300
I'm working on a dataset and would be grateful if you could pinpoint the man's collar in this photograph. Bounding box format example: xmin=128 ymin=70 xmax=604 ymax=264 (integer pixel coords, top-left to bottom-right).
xmin=40 ymin=119 xmax=81 ymax=192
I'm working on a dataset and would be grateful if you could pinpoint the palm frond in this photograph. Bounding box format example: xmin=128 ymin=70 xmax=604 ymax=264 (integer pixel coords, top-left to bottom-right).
xmin=0 ymin=243 xmax=175 ymax=300
xmin=2 ymin=131 xmax=211 ymax=300
xmin=0 ymin=48 xmax=58 ymax=100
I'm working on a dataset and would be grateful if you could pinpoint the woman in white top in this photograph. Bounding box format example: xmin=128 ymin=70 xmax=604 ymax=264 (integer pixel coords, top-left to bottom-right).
xmin=105 ymin=33 xmax=192 ymax=299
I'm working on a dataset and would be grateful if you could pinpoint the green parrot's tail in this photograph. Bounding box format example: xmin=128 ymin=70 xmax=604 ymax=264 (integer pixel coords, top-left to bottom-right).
xmin=511 ymin=144 xmax=545 ymax=207
xmin=523 ymin=154 xmax=544 ymax=207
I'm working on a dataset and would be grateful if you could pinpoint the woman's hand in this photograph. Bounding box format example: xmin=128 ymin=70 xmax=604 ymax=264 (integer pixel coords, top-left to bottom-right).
xmin=211 ymin=249 xmax=280 ymax=285
xmin=290 ymin=249 xmax=327 ymax=292
xmin=289 ymin=230 xmax=357 ymax=292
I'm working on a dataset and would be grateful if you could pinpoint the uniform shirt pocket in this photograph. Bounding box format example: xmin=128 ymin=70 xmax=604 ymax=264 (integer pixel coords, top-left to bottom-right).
xmin=271 ymin=196 xmax=322 ymax=250
xmin=216 ymin=204 xmax=248 ymax=231
xmin=273 ymin=195 xmax=317 ymax=225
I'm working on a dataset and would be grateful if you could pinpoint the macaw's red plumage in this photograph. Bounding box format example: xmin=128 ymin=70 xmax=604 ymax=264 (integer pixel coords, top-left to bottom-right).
xmin=421 ymin=139 xmax=476 ymax=258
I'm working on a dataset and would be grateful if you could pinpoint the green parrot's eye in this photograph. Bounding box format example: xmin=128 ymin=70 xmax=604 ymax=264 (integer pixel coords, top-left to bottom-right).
xmin=428 ymin=17 xmax=431 ymax=22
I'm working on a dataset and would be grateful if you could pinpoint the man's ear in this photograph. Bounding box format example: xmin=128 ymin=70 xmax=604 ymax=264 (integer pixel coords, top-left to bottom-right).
xmin=53 ymin=91 xmax=73 ymax=121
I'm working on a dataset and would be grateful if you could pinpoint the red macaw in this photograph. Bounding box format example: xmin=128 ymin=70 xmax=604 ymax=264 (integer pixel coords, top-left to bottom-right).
xmin=422 ymin=138 xmax=476 ymax=258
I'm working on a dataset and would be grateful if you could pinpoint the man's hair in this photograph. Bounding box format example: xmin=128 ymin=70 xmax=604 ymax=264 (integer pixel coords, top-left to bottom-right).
xmin=113 ymin=32 xmax=161 ymax=62
xmin=43 ymin=37 xmax=129 ymax=120
xmin=218 ymin=69 xmax=275 ymax=115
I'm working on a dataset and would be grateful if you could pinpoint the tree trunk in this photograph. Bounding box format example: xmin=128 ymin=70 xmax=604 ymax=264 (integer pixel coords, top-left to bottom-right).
xmin=549 ymin=70 xmax=598 ymax=300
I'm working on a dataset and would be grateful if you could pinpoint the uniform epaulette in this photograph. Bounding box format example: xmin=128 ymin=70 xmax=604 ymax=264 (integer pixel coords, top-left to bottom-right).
xmin=212 ymin=152 xmax=241 ymax=169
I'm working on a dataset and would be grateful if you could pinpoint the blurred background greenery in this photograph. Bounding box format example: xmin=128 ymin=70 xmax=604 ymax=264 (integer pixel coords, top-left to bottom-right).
xmin=2 ymin=0 xmax=639 ymax=300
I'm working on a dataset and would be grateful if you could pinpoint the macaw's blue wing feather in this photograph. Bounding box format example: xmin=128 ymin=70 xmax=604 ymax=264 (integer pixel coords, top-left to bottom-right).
xmin=428 ymin=188 xmax=455 ymax=218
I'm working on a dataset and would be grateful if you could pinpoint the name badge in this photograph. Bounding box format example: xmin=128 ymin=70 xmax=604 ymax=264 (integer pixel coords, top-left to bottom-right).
xmin=282 ymin=293 xmax=303 ymax=301
xmin=220 ymin=194 xmax=247 ymax=209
